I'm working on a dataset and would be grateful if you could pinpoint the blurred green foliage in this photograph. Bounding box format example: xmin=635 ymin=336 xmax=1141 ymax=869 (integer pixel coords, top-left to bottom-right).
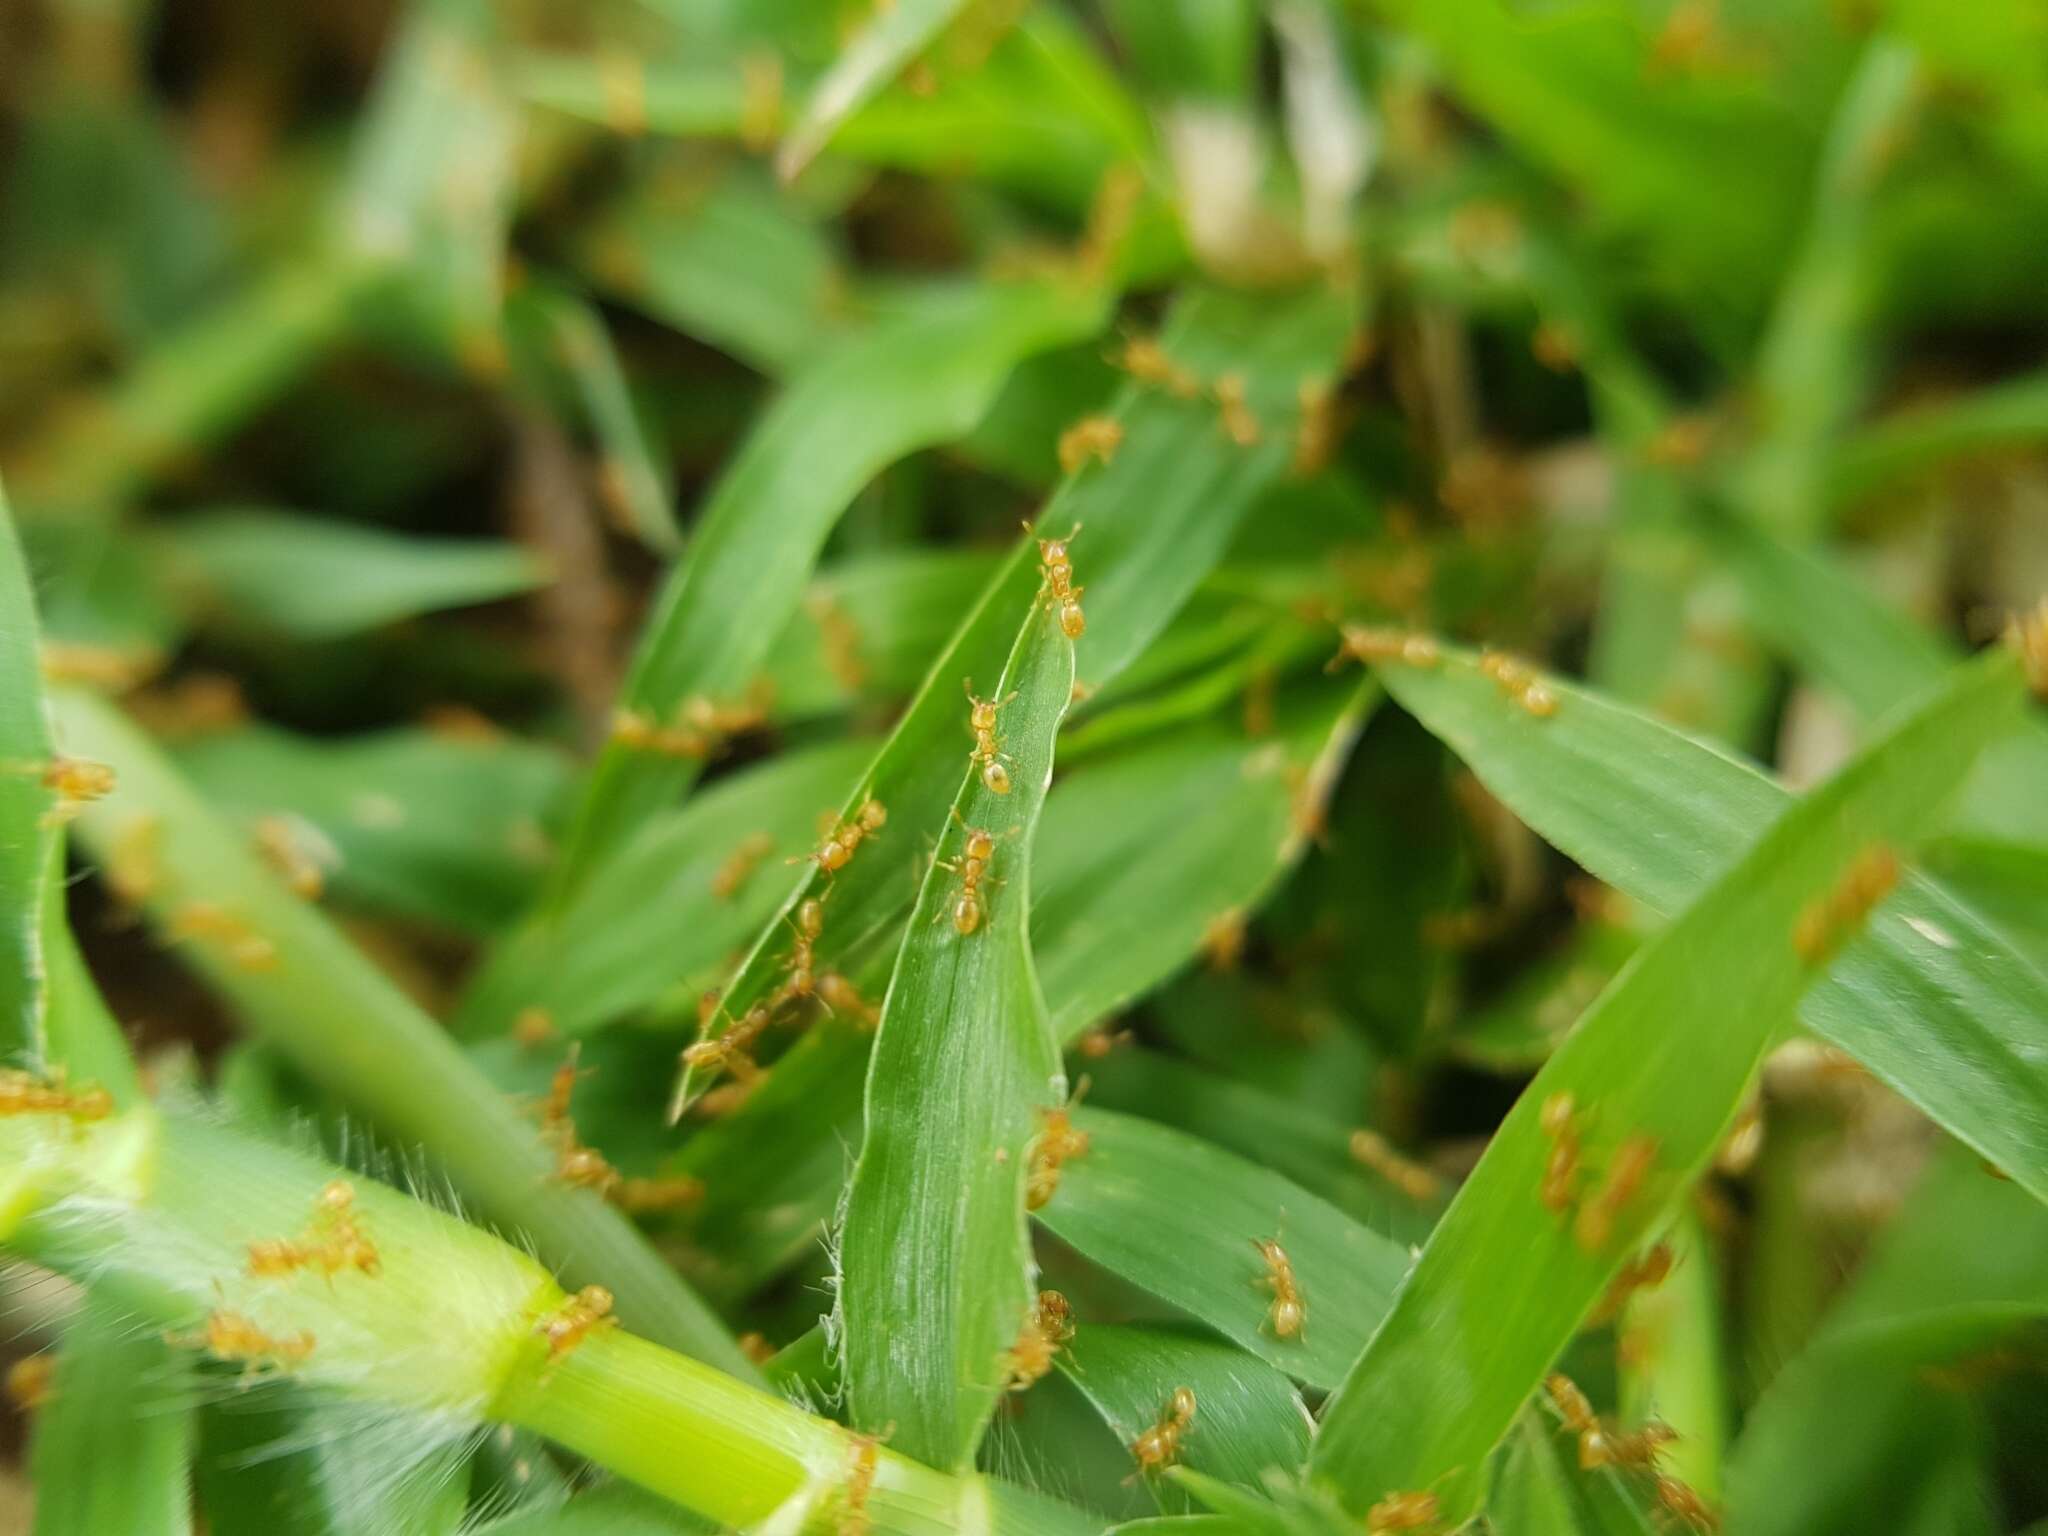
xmin=2 ymin=0 xmax=2048 ymax=1532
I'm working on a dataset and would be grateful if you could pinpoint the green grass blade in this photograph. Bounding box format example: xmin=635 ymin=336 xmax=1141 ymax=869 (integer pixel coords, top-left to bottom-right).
xmin=1736 ymin=40 xmax=1920 ymax=541
xmin=660 ymin=668 xmax=1376 ymax=1303
xmin=1371 ymin=0 xmax=1807 ymax=314
xmin=29 ymin=1288 xmax=193 ymax=1536
xmin=1034 ymin=1109 xmax=1411 ymax=1392
xmin=670 ymin=282 xmax=1357 ymax=1114
xmin=665 ymin=688 xmax=1372 ymax=1302
xmin=0 ymin=485 xmax=136 ymax=1098
xmin=1309 ymin=648 xmax=2026 ymax=1524
xmin=1036 ymin=677 xmax=1375 ymax=1040
xmin=1488 ymin=1413 xmax=1657 ymax=1536
xmin=174 ymin=724 xmax=571 ymax=936
xmin=572 ymin=164 xmax=849 ymax=375
xmin=158 ymin=509 xmax=547 ymax=642
xmin=1 ymin=1103 xmax=1099 ymax=1536
xmin=195 ymin=1397 xmax=473 ymax=1536
xmin=1702 ymin=510 xmax=1952 ymax=722
xmin=1702 ymin=510 xmax=2048 ymax=849
xmin=341 ymin=0 xmax=519 ymax=355
xmin=505 ymin=282 xmax=680 ymax=554
xmin=47 ymin=687 xmax=756 ymax=1379
xmin=463 ymin=739 xmax=872 ymax=1036
xmin=554 ymin=275 xmax=1111 ymax=892
xmin=1615 ymin=1215 xmax=1725 ymax=1501
xmin=759 ymin=549 xmax=1003 ymax=726
xmin=1723 ymin=1140 xmax=2048 ymax=1536
xmin=1056 ymin=1324 xmax=1311 ymax=1507
xmin=0 ymin=483 xmax=60 ymax=1057
xmin=1082 ymin=1048 xmax=1436 ymax=1244
xmin=838 ymin=593 xmax=1073 ymax=1466
xmin=775 ymin=0 xmax=969 ymax=182
xmin=1376 ymin=646 xmax=2048 ymax=1204
xmin=1827 ymin=366 xmax=2048 ymax=509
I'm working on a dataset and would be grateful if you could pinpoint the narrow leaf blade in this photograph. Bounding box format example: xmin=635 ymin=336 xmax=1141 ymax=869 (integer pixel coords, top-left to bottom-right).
xmin=1377 ymin=648 xmax=2048 ymax=1203
xmin=1035 ymin=1109 xmax=1411 ymax=1393
xmin=838 ymin=594 xmax=1073 ymax=1466
xmin=1310 ymin=649 xmax=2026 ymax=1522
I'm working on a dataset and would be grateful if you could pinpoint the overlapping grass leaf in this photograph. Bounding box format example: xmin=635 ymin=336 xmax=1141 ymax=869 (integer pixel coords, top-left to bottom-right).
xmin=837 ymin=594 xmax=1073 ymax=1466
xmin=669 ymin=673 xmax=1378 ymax=1299
xmin=1034 ymin=1108 xmax=1411 ymax=1391
xmin=1310 ymin=647 xmax=2026 ymax=1524
xmin=1056 ymin=1324 xmax=1312 ymax=1510
xmin=554 ymin=274 xmax=1112 ymax=891
xmin=462 ymin=740 xmax=871 ymax=1035
xmin=29 ymin=1289 xmax=195 ymax=1536
xmin=157 ymin=509 xmax=547 ymax=641
xmin=775 ymin=0 xmax=969 ymax=182
xmin=48 ymin=688 xmax=754 ymax=1378
xmin=669 ymin=283 xmax=1358 ymax=1114
xmin=1375 ymin=645 xmax=2048 ymax=1204
xmin=1724 ymin=1140 xmax=2048 ymax=1536
xmin=176 ymin=723 xmax=571 ymax=936
xmin=0 ymin=485 xmax=59 ymax=1056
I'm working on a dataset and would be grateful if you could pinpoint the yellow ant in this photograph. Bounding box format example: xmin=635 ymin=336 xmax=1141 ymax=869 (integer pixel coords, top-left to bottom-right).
xmin=1479 ymin=648 xmax=1558 ymax=718
xmin=1112 ymin=334 xmax=1201 ymax=398
xmin=1575 ymin=1134 xmax=1658 ymax=1253
xmin=38 ymin=757 xmax=115 ymax=826
xmin=535 ymin=1284 xmax=616 ymax=1362
xmin=838 ymin=1427 xmax=887 ymax=1536
xmin=711 ymin=832 xmax=774 ymax=900
xmin=1057 ymin=415 xmax=1123 ymax=476
xmin=964 ymin=681 xmax=1017 ymax=795
xmin=1031 ymin=522 xmax=1087 ymax=639
xmin=795 ymin=798 xmax=888 ymax=876
xmin=817 ymin=972 xmax=881 ymax=1028
xmin=1001 ymin=1290 xmax=1074 ymax=1392
xmin=1025 ymin=1083 xmax=1091 ymax=1210
xmin=777 ymin=896 xmax=827 ymax=1003
xmin=1538 ymin=1091 xmax=1584 ymax=1218
xmin=1589 ymin=1241 xmax=1675 ymax=1326
xmin=1655 ymin=1473 xmax=1720 ymax=1531
xmin=1211 ymin=372 xmax=1261 ymax=447
xmin=935 ymin=812 xmax=1004 ymax=936
xmin=1251 ymin=1235 xmax=1306 ymax=1339
xmin=611 ymin=1175 xmax=705 ymax=1213
xmin=1128 ymin=1386 xmax=1196 ymax=1475
xmin=170 ymin=1307 xmax=315 ymax=1378
xmin=1793 ymin=845 xmax=1899 ymax=965
xmin=247 ymin=1178 xmax=381 ymax=1281
xmin=0 ymin=1067 xmax=113 ymax=1121
xmin=1348 ymin=1129 xmax=1442 ymax=1203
